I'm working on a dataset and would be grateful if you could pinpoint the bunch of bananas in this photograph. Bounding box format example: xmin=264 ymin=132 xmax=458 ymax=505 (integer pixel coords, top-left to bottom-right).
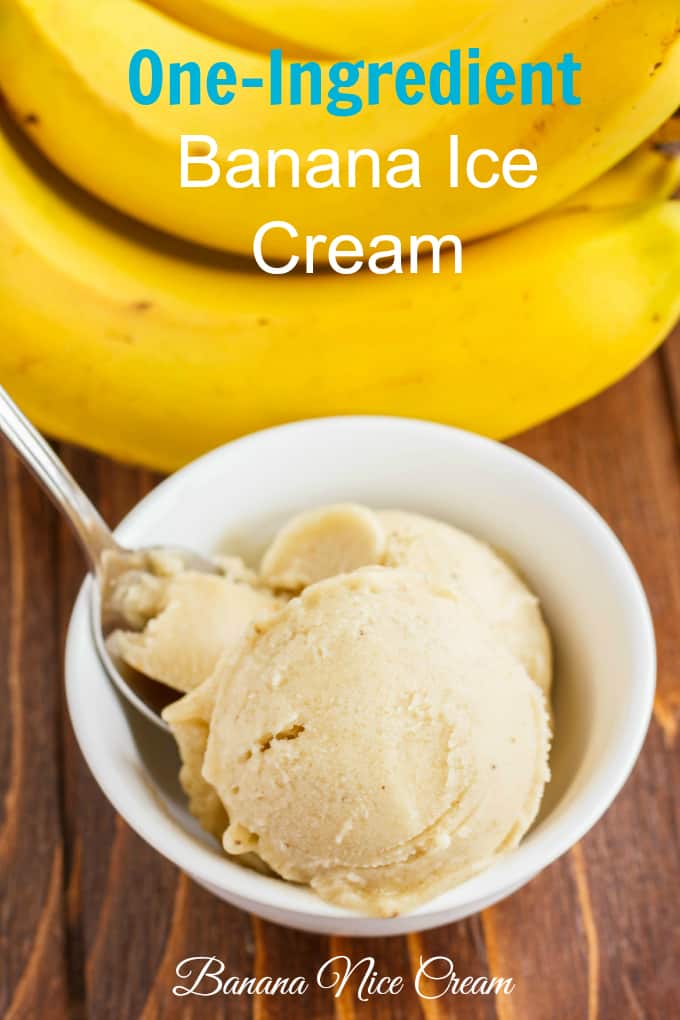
xmin=0 ymin=0 xmax=679 ymax=470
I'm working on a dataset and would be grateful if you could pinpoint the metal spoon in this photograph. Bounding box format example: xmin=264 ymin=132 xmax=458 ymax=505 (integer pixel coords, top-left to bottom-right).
xmin=0 ymin=386 xmax=219 ymax=730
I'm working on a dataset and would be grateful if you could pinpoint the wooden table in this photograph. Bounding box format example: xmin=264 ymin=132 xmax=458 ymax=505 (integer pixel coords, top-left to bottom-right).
xmin=2 ymin=330 xmax=680 ymax=1020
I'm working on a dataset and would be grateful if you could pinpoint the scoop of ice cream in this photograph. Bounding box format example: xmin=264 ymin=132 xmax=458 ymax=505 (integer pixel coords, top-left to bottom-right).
xmin=204 ymin=567 xmax=550 ymax=916
xmin=260 ymin=504 xmax=385 ymax=591
xmin=107 ymin=570 xmax=278 ymax=693
xmin=163 ymin=665 xmax=274 ymax=877
xmin=379 ymin=510 xmax=552 ymax=697
xmin=162 ymin=673 xmax=226 ymax=838
xmin=257 ymin=505 xmax=551 ymax=696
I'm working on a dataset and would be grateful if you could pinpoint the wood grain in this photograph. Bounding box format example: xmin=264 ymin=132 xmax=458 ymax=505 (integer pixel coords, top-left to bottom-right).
xmin=2 ymin=332 xmax=680 ymax=1018
xmin=0 ymin=447 xmax=69 ymax=1019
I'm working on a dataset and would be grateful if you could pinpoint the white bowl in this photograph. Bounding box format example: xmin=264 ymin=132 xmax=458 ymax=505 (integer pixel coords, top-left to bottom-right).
xmin=65 ymin=417 xmax=655 ymax=936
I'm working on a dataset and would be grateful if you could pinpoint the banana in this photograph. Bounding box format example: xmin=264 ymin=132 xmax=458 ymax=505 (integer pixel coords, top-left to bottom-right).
xmin=147 ymin=0 xmax=502 ymax=58
xmin=559 ymin=119 xmax=680 ymax=212
xmin=1 ymin=116 xmax=678 ymax=472
xmin=143 ymin=1 xmax=335 ymax=58
xmin=1 ymin=0 xmax=678 ymax=259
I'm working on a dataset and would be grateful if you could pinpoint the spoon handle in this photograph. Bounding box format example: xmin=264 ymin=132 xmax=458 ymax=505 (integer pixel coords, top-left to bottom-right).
xmin=0 ymin=386 xmax=121 ymax=572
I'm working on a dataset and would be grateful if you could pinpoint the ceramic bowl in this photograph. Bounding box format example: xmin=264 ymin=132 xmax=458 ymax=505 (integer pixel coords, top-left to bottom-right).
xmin=66 ymin=417 xmax=655 ymax=935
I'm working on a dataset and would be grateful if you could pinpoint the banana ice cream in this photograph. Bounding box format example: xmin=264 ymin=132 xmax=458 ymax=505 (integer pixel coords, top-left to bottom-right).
xmin=109 ymin=505 xmax=552 ymax=916
xmin=261 ymin=504 xmax=386 ymax=591
xmin=262 ymin=505 xmax=551 ymax=697
xmin=107 ymin=557 xmax=278 ymax=694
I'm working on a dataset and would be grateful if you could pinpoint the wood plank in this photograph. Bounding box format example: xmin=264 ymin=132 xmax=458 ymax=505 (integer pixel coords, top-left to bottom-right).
xmin=659 ymin=322 xmax=680 ymax=439
xmin=657 ymin=323 xmax=680 ymax=741
xmin=0 ymin=447 xmax=69 ymax=1019
xmin=496 ymin=347 xmax=680 ymax=1019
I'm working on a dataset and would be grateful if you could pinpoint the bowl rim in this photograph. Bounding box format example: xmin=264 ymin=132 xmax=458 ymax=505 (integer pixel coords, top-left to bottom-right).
xmin=65 ymin=415 xmax=656 ymax=922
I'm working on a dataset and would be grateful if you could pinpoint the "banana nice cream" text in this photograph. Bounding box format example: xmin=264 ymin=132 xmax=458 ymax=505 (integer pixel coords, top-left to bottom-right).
xmin=172 ymin=954 xmax=516 ymax=1001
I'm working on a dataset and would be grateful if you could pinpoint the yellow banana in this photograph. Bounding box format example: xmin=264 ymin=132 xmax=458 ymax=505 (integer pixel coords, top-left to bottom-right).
xmin=1 ymin=0 xmax=678 ymax=259
xmin=1 ymin=115 xmax=678 ymax=472
xmin=144 ymin=0 xmax=334 ymax=58
xmin=148 ymin=0 xmax=502 ymax=58
xmin=560 ymin=120 xmax=680 ymax=212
